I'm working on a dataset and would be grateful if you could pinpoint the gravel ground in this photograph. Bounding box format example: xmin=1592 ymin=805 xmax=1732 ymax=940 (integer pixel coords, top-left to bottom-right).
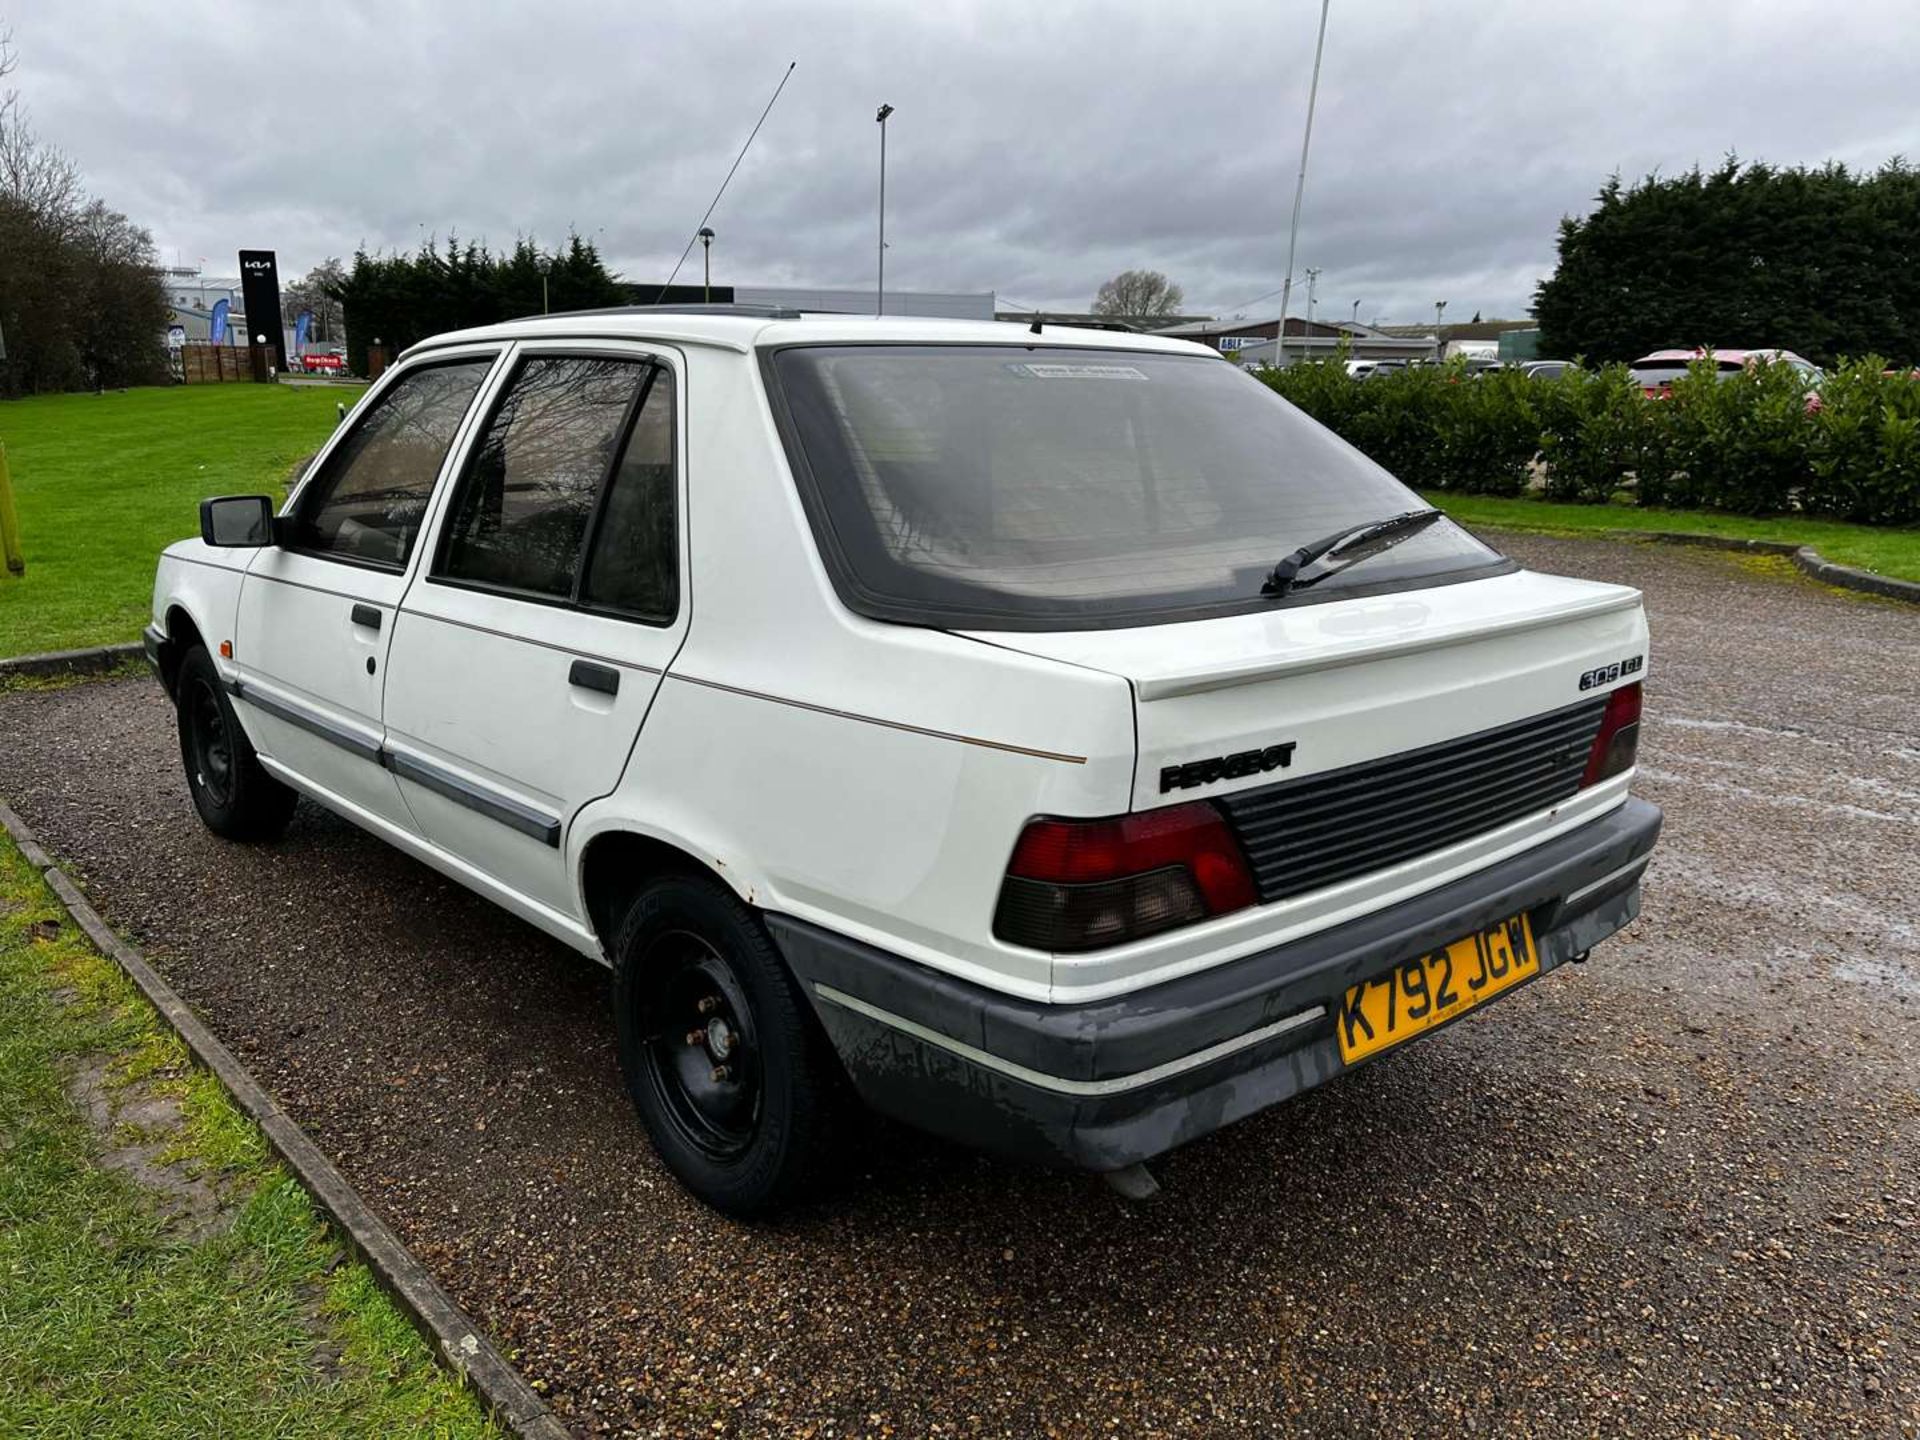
xmin=2 ymin=534 xmax=1916 ymax=1439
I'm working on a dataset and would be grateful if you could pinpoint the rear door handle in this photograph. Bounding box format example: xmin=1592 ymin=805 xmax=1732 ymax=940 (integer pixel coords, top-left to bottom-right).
xmin=350 ymin=603 xmax=382 ymax=631
xmin=569 ymin=659 xmax=620 ymax=696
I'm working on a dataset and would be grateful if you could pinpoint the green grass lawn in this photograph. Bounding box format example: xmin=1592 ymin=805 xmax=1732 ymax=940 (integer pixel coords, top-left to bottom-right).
xmin=1422 ymin=491 xmax=1920 ymax=584
xmin=0 ymin=834 xmax=500 ymax=1438
xmin=0 ymin=385 xmax=359 ymax=656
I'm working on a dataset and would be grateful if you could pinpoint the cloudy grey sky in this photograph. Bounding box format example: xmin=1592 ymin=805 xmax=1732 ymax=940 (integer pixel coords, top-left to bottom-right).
xmin=12 ymin=1 xmax=1920 ymax=322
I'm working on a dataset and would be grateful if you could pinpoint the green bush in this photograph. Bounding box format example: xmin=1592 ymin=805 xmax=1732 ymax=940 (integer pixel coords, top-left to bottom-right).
xmin=1537 ymin=365 xmax=1665 ymax=503
xmin=1258 ymin=351 xmax=1920 ymax=528
xmin=1806 ymin=359 xmax=1920 ymax=525
xmin=1642 ymin=358 xmax=1814 ymax=513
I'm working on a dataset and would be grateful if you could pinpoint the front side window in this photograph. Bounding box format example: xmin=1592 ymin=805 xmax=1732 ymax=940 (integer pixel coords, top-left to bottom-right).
xmin=434 ymin=354 xmax=677 ymax=621
xmin=292 ymin=358 xmax=493 ymax=568
xmin=767 ymin=345 xmax=1506 ymax=630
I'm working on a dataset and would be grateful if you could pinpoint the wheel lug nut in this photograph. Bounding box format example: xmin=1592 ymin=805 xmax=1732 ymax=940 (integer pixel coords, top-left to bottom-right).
xmin=696 ymin=996 xmax=722 ymax=1016
xmin=710 ymin=1064 xmax=731 ymax=1082
xmin=685 ymin=1029 xmax=706 ymax=1046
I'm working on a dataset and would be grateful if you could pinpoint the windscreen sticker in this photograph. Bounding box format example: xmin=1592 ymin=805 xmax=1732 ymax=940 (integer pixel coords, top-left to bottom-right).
xmin=1005 ymin=362 xmax=1151 ymax=381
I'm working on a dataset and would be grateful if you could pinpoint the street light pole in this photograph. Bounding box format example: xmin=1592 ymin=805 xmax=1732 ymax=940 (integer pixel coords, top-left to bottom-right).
xmin=1304 ymin=267 xmax=1321 ymax=356
xmin=698 ymin=227 xmax=715 ymax=303
xmin=876 ymin=103 xmax=894 ymax=316
xmin=1434 ymin=300 xmax=1447 ymax=362
xmin=1350 ymin=298 xmax=1361 ymax=325
xmin=538 ymin=254 xmax=552 ymax=315
xmin=1276 ymin=0 xmax=1332 ymax=369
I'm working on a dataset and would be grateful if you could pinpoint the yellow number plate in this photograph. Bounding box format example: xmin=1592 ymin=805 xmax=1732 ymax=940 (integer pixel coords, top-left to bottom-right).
xmin=1337 ymin=913 xmax=1539 ymax=1064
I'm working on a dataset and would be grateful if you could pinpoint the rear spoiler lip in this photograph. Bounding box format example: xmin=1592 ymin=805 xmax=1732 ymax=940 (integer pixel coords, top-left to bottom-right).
xmin=1132 ymin=589 xmax=1643 ymax=702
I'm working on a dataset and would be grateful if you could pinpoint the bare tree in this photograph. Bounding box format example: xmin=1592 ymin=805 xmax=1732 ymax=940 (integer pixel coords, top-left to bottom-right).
xmin=284 ymin=256 xmax=347 ymax=343
xmin=0 ymin=27 xmax=166 ymax=393
xmin=0 ymin=27 xmax=79 ymax=225
xmin=1091 ymin=269 xmax=1186 ymax=321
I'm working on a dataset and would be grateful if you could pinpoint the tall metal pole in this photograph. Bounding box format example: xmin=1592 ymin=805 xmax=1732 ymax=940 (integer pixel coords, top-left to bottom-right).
xmin=1305 ymin=267 xmax=1321 ymax=356
xmin=1350 ymin=298 xmax=1361 ymax=325
xmin=876 ymin=104 xmax=894 ymax=316
xmin=1275 ymin=0 xmax=1331 ymax=370
xmin=1434 ymin=300 xmax=1447 ymax=362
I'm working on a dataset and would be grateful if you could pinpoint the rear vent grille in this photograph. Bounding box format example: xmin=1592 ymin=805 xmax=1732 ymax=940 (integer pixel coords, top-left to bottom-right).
xmin=1216 ymin=699 xmax=1607 ymax=905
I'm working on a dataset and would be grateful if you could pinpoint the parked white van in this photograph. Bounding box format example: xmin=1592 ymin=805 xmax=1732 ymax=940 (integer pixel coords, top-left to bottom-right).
xmin=147 ymin=307 xmax=1660 ymax=1214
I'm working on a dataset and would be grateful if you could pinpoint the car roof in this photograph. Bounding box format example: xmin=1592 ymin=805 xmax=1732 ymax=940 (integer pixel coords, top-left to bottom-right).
xmin=402 ymin=309 xmax=1218 ymax=361
xmin=1632 ymin=347 xmax=1808 ymax=365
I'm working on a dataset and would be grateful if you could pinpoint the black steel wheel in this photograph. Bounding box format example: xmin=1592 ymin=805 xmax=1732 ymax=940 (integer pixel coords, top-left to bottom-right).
xmin=639 ymin=931 xmax=763 ymax=1162
xmin=612 ymin=874 xmax=844 ymax=1216
xmin=173 ymin=644 xmax=298 ymax=841
xmin=184 ymin=672 xmax=236 ymax=809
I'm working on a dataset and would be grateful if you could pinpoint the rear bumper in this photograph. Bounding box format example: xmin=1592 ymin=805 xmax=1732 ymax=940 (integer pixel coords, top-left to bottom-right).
xmin=770 ymin=796 xmax=1662 ymax=1173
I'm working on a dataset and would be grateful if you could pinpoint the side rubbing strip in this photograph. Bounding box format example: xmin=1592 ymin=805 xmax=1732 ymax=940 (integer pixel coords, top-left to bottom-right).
xmin=223 ymin=677 xmax=562 ymax=848
xmin=222 ymin=678 xmax=383 ymax=763
xmin=384 ymin=751 xmax=562 ymax=848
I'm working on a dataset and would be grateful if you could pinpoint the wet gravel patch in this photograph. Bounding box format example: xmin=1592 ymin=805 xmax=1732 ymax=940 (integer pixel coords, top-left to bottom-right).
xmin=1 ymin=534 xmax=1915 ymax=1438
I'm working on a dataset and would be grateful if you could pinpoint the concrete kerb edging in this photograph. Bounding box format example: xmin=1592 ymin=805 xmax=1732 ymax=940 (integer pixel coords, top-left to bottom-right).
xmin=0 ymin=641 xmax=144 ymax=679
xmin=1461 ymin=518 xmax=1920 ymax=605
xmin=1579 ymin=528 xmax=1920 ymax=606
xmin=0 ymin=798 xmax=572 ymax=1440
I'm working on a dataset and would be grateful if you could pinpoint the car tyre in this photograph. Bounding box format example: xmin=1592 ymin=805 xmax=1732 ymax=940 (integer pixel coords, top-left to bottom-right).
xmin=612 ymin=874 xmax=843 ymax=1217
xmin=174 ymin=644 xmax=298 ymax=841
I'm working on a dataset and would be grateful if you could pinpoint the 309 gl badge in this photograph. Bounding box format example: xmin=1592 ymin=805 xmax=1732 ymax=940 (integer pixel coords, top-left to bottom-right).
xmin=1580 ymin=654 xmax=1644 ymax=691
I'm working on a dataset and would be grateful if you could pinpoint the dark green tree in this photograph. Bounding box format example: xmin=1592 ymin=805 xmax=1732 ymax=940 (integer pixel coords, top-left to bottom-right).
xmin=329 ymin=232 xmax=625 ymax=376
xmin=1535 ymin=157 xmax=1920 ymax=367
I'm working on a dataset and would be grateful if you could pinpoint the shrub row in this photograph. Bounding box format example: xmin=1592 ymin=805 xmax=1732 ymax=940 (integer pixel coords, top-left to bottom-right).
xmin=1259 ymin=355 xmax=1920 ymax=526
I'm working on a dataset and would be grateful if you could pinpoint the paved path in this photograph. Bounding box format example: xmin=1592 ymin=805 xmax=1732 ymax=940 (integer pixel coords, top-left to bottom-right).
xmin=2 ymin=535 xmax=1915 ymax=1438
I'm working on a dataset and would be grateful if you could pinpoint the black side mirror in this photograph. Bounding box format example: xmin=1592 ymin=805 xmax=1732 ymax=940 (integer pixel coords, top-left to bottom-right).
xmin=199 ymin=495 xmax=276 ymax=548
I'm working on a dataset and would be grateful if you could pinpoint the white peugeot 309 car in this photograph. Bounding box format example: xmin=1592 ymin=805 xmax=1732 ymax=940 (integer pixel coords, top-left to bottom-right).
xmin=147 ymin=308 xmax=1660 ymax=1215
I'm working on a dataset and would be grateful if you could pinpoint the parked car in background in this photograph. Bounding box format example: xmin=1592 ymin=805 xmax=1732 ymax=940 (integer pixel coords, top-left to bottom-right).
xmin=1520 ymin=360 xmax=1575 ymax=381
xmin=146 ymin=308 xmax=1660 ymax=1214
xmin=1629 ymin=347 xmax=1821 ymax=397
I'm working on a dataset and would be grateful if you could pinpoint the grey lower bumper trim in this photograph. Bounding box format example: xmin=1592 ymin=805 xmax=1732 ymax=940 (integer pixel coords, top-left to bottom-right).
xmin=814 ymin=983 xmax=1324 ymax=1097
xmin=1562 ymin=853 xmax=1651 ymax=909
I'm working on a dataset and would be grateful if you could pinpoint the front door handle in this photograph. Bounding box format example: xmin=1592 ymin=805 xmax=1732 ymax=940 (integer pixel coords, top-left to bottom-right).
xmin=350 ymin=603 xmax=382 ymax=631
xmin=569 ymin=659 xmax=620 ymax=696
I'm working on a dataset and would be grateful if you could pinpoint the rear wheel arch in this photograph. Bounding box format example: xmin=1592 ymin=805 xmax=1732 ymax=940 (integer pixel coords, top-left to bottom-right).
xmin=578 ymin=829 xmax=749 ymax=957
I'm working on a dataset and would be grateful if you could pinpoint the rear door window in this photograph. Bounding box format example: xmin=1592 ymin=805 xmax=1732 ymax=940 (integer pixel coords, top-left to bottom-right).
xmin=291 ymin=358 xmax=494 ymax=569
xmin=433 ymin=354 xmax=678 ymax=621
xmin=580 ymin=368 xmax=678 ymax=622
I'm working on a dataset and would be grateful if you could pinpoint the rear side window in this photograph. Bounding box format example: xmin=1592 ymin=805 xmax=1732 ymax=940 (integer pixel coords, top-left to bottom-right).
xmin=581 ymin=368 xmax=677 ymax=621
xmin=434 ymin=354 xmax=678 ymax=622
xmin=292 ymin=359 xmax=493 ymax=568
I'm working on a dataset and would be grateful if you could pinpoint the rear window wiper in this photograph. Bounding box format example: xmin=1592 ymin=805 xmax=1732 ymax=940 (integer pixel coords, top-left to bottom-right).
xmin=1260 ymin=508 xmax=1445 ymax=598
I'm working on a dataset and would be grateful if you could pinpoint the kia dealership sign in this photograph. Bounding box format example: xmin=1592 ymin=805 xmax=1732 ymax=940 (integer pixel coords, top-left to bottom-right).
xmin=237 ymin=250 xmax=286 ymax=369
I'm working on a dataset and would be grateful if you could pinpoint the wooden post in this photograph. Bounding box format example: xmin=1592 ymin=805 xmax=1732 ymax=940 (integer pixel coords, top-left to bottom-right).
xmin=0 ymin=440 xmax=24 ymax=577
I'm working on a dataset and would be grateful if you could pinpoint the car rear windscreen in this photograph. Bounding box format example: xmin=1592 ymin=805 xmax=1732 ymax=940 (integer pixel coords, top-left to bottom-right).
xmin=767 ymin=345 xmax=1506 ymax=629
xmin=1631 ymin=361 xmax=1744 ymax=386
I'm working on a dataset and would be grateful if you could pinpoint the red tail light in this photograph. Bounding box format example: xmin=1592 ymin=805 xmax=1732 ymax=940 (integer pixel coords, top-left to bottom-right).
xmin=1581 ymin=681 xmax=1642 ymax=788
xmin=993 ymin=802 xmax=1257 ymax=953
